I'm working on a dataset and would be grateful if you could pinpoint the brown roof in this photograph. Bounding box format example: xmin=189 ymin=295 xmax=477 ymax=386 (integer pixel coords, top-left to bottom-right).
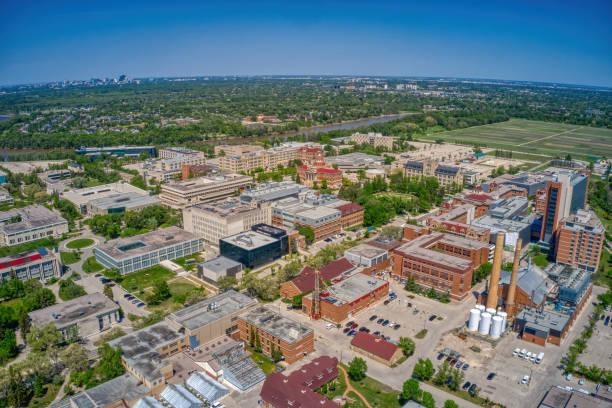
xmin=260 ymin=356 xmax=340 ymax=408
xmin=336 ymin=202 xmax=364 ymax=216
xmin=290 ymin=258 xmax=355 ymax=293
xmin=351 ymin=332 xmax=400 ymax=361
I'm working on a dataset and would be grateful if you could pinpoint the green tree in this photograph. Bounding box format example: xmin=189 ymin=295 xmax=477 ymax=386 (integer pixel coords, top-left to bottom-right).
xmin=33 ymin=375 xmax=44 ymax=398
xmin=348 ymin=357 xmax=367 ymax=381
xmin=18 ymin=307 xmax=30 ymax=336
xmin=97 ymin=344 xmax=125 ymax=381
xmin=270 ymin=344 xmax=283 ymax=362
xmin=402 ymin=378 xmax=422 ymax=401
xmin=450 ymin=367 xmax=465 ymax=391
xmin=433 ymin=361 xmax=451 ymax=386
xmin=398 ymin=337 xmax=415 ymax=357
xmin=297 ymin=225 xmax=315 ymax=244
xmin=151 ymin=279 xmax=171 ymax=303
xmin=7 ymin=366 xmax=30 ymax=408
xmin=444 ymin=401 xmax=459 ymax=408
xmin=413 ymin=358 xmax=434 ymax=380
xmin=255 ymin=331 xmax=262 ymax=353
xmin=249 ymin=327 xmax=255 ymax=347
xmin=422 ymin=391 xmax=435 ymax=408
xmin=216 ymin=276 xmax=238 ymax=291
xmin=60 ymin=343 xmax=90 ymax=372
xmin=26 ymin=323 xmax=62 ymax=352
xmin=103 ymin=283 xmax=114 ymax=300
xmin=0 ymin=329 xmax=18 ymax=361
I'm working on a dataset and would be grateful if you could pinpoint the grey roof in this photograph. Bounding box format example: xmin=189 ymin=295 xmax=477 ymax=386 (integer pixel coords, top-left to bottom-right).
xmin=487 ymin=196 xmax=529 ymax=219
xmin=185 ymin=372 xmax=229 ymax=403
xmin=166 ymin=289 xmax=257 ymax=331
xmin=539 ymin=386 xmax=572 ymax=408
xmin=95 ymin=226 xmax=201 ymax=261
xmin=240 ymin=181 xmax=309 ymax=203
xmin=29 ymin=292 xmax=118 ymax=329
xmin=0 ymin=204 xmax=67 ymax=235
xmin=88 ymin=192 xmax=159 ymax=210
xmin=305 ymin=273 xmax=387 ymax=305
xmin=220 ymin=230 xmax=278 ymax=250
xmin=345 ymin=243 xmax=387 ymax=259
xmin=499 ymin=263 xmax=552 ymax=305
xmin=212 ymin=342 xmax=266 ymax=391
xmin=160 ymin=384 xmax=202 ymax=408
xmin=516 ymin=308 xmax=571 ymax=334
xmin=50 ymin=374 xmax=149 ymax=408
xmin=108 ymin=321 xmax=182 ymax=382
xmin=402 ymin=401 xmax=428 ymax=408
xmin=134 ymin=397 xmax=165 ymax=408
xmin=435 ymin=164 xmax=460 ymax=176
xmin=198 ymin=256 xmax=242 ymax=273
xmin=239 ymin=306 xmax=313 ymax=345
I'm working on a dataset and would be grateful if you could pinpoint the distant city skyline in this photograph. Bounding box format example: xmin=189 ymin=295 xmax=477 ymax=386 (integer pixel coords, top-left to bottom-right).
xmin=1 ymin=0 xmax=611 ymax=87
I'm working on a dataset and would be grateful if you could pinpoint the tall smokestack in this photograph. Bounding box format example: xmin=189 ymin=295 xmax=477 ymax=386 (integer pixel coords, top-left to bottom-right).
xmin=486 ymin=233 xmax=505 ymax=310
xmin=505 ymin=239 xmax=522 ymax=317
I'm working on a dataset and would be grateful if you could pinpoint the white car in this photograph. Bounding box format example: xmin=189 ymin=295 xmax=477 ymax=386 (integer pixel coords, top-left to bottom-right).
xmin=579 ymin=378 xmax=585 ymax=385
xmin=325 ymin=323 xmax=334 ymax=330
xmin=522 ymin=375 xmax=530 ymax=384
xmin=513 ymin=348 xmax=520 ymax=356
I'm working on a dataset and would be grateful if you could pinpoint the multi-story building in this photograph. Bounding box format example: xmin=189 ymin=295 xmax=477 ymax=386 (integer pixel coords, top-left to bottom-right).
xmin=0 ymin=247 xmax=62 ymax=282
xmin=62 ymin=181 xmax=151 ymax=215
xmin=159 ymin=147 xmax=206 ymax=159
xmin=0 ymin=186 xmax=14 ymax=206
xmin=94 ymin=226 xmax=203 ymax=275
xmin=0 ymin=205 xmax=68 ymax=247
xmin=336 ymin=202 xmax=364 ymax=229
xmin=240 ymin=181 xmax=310 ymax=204
xmin=238 ymin=306 xmax=314 ymax=364
xmin=160 ymin=174 xmax=252 ymax=209
xmin=219 ymin=151 xmax=265 ymax=174
xmin=324 ymin=152 xmax=385 ymax=172
xmin=219 ymin=224 xmax=289 ymax=269
xmin=214 ymin=144 xmax=264 ymax=157
xmin=302 ymin=273 xmax=389 ymax=322
xmin=296 ymin=146 xmax=325 ymax=162
xmin=218 ymin=143 xmax=307 ymax=173
xmin=555 ymin=209 xmax=604 ymax=272
xmin=403 ymin=159 xmax=463 ymax=187
xmin=539 ymin=170 xmax=590 ymax=243
xmin=141 ymin=154 xmax=207 ymax=182
xmin=393 ymin=227 xmax=490 ymax=300
xmin=183 ymin=199 xmax=271 ymax=245
xmin=85 ymin=192 xmax=160 ymax=216
xmin=349 ymin=132 xmax=396 ymax=150
xmin=75 ymin=145 xmax=156 ymax=159
xmin=427 ymin=204 xmax=491 ymax=243
xmin=181 ymin=163 xmax=212 ymax=180
xmin=297 ymin=165 xmax=343 ymax=189
xmin=280 ymin=258 xmax=356 ymax=299
xmin=29 ymin=293 xmax=119 ymax=340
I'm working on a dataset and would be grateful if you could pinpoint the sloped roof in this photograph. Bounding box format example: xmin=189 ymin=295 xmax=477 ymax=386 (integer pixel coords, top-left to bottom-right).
xmin=335 ymin=202 xmax=364 ymax=215
xmin=160 ymin=384 xmax=201 ymax=408
xmin=185 ymin=372 xmax=229 ymax=403
xmin=499 ymin=262 xmax=552 ymax=305
xmin=290 ymin=258 xmax=355 ymax=293
xmin=351 ymin=332 xmax=400 ymax=361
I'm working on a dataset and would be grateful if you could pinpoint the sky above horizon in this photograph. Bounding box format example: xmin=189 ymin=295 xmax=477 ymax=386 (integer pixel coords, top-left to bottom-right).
xmin=1 ymin=1 xmax=611 ymax=87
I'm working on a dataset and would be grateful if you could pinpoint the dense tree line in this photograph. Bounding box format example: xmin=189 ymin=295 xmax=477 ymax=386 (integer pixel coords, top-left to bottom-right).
xmin=86 ymin=205 xmax=181 ymax=239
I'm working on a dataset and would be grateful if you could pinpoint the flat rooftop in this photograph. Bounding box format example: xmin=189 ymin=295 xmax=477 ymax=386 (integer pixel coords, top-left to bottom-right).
xmin=88 ymin=192 xmax=159 ymax=210
xmin=29 ymin=293 xmax=118 ymax=329
xmin=561 ymin=209 xmax=604 ymax=232
xmin=220 ymin=230 xmax=278 ymax=250
xmin=0 ymin=247 xmax=55 ymax=267
xmin=473 ymin=215 xmax=531 ymax=231
xmin=240 ymin=181 xmax=309 ymax=203
xmin=63 ymin=181 xmax=148 ymax=206
xmin=240 ymin=306 xmax=312 ymax=345
xmin=394 ymin=233 xmax=474 ymax=272
xmin=0 ymin=204 xmax=67 ymax=235
xmin=109 ymin=321 xmax=182 ymax=382
xmin=95 ymin=226 xmax=200 ymax=261
xmin=192 ymin=199 xmax=257 ymax=218
xmin=312 ymin=273 xmax=387 ymax=306
xmin=296 ymin=206 xmax=340 ymax=223
xmin=163 ymin=174 xmax=251 ymax=192
xmin=51 ymin=374 xmax=150 ymax=408
xmin=198 ymin=256 xmax=242 ymax=273
xmin=345 ymin=243 xmax=387 ymax=259
xmin=516 ymin=308 xmax=571 ymax=333
xmin=437 ymin=232 xmax=489 ymax=250
xmin=166 ymin=289 xmax=257 ymax=331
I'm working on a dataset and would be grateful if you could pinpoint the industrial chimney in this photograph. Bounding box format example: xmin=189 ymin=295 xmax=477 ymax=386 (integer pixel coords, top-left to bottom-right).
xmin=486 ymin=233 xmax=505 ymax=310
xmin=505 ymin=239 xmax=522 ymax=317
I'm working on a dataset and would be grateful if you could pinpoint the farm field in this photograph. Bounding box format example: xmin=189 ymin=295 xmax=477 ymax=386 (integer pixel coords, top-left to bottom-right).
xmin=419 ymin=119 xmax=612 ymax=159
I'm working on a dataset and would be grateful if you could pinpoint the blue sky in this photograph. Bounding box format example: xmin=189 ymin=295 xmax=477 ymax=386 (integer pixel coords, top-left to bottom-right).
xmin=1 ymin=0 xmax=611 ymax=87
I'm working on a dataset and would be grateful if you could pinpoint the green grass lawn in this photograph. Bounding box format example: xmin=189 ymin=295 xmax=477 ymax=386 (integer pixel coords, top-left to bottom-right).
xmin=0 ymin=298 xmax=24 ymax=309
xmin=120 ymin=265 xmax=176 ymax=293
xmin=82 ymin=256 xmax=105 ymax=273
xmin=245 ymin=345 xmax=278 ymax=375
xmin=27 ymin=383 xmax=61 ymax=408
xmin=60 ymin=251 xmax=81 ymax=265
xmin=66 ymin=238 xmax=94 ymax=249
xmin=533 ymin=254 xmax=550 ymax=267
xmin=339 ymin=363 xmax=402 ymax=408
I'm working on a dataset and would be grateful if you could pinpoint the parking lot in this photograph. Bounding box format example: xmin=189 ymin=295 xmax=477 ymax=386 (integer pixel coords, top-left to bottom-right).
xmin=78 ymin=272 xmax=150 ymax=318
xmin=578 ymin=308 xmax=612 ymax=370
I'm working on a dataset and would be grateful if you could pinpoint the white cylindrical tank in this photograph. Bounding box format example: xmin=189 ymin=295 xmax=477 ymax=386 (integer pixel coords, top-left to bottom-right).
xmin=497 ymin=311 xmax=508 ymax=330
xmin=479 ymin=312 xmax=492 ymax=335
xmin=486 ymin=307 xmax=497 ymax=315
xmin=475 ymin=304 xmax=486 ymax=312
xmin=490 ymin=316 xmax=503 ymax=339
xmin=468 ymin=308 xmax=481 ymax=331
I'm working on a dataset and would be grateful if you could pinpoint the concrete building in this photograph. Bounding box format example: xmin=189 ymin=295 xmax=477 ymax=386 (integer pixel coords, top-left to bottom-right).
xmin=344 ymin=243 xmax=388 ymax=268
xmin=538 ymin=385 xmax=609 ymax=408
xmin=259 ymin=356 xmax=339 ymax=408
xmin=302 ymin=273 xmax=389 ymax=322
xmin=218 ymin=143 xmax=303 ymax=173
xmin=403 ymin=159 xmax=463 ymax=187
xmin=160 ymin=174 xmax=252 ymax=209
xmin=513 ymin=308 xmax=571 ymax=346
xmin=219 ymin=225 xmax=288 ymax=270
xmin=94 ymin=226 xmax=203 ymax=275
xmin=0 ymin=186 xmax=13 ymax=206
xmin=296 ymin=146 xmax=325 ymax=162
xmin=0 ymin=247 xmax=62 ymax=282
xmin=280 ymin=258 xmax=356 ymax=299
xmin=473 ymin=215 xmax=531 ymax=250
xmin=238 ymin=306 xmax=314 ymax=364
xmin=426 ymin=204 xmax=491 ymax=243
xmin=296 ymin=165 xmax=343 ymax=189
xmin=75 ymin=145 xmax=156 ymax=159
xmin=349 ymin=132 xmax=396 ymax=150
xmin=141 ymin=153 xmax=207 ymax=182
xmin=159 ymin=147 xmax=206 ymax=159
xmin=29 ymin=293 xmax=119 ymax=341
xmin=62 ymin=181 xmax=150 ymax=215
xmin=0 ymin=205 xmax=68 ymax=247
xmin=86 ymin=192 xmax=160 ymax=216
xmin=240 ymin=181 xmax=310 ymax=205
xmin=394 ymin=227 xmax=490 ymax=300
xmin=555 ymin=209 xmax=604 ymax=272
xmin=197 ymin=256 xmax=243 ymax=284
xmin=182 ymin=199 xmax=271 ymax=245
xmin=324 ymin=152 xmax=385 ymax=171
xmin=350 ymin=332 xmax=403 ymax=366
xmin=51 ymin=374 xmax=151 ymax=408
xmin=214 ymin=144 xmax=264 ymax=157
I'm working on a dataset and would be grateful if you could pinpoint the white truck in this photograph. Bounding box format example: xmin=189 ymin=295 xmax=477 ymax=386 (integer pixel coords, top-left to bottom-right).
xmin=536 ymin=352 xmax=544 ymax=364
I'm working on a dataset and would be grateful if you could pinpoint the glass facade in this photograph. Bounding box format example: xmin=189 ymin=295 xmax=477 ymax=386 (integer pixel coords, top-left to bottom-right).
xmin=220 ymin=239 xmax=286 ymax=270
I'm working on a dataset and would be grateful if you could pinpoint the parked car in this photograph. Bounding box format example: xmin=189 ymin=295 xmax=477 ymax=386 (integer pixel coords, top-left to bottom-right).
xmin=462 ymin=364 xmax=469 ymax=371
xmin=95 ymin=273 xmax=102 ymax=277
xmin=73 ymin=276 xmax=81 ymax=281
xmin=487 ymin=373 xmax=496 ymax=380
xmin=351 ymin=323 xmax=359 ymax=329
xmin=605 ymin=316 xmax=610 ymax=326
xmin=359 ymin=327 xmax=367 ymax=332
xmin=522 ymin=375 xmax=530 ymax=384
xmin=131 ymin=299 xmax=140 ymax=304
xmin=137 ymin=302 xmax=145 ymax=308
xmin=446 ymin=356 xmax=453 ymax=362
xmin=377 ymin=318 xmax=384 ymax=324
xmin=468 ymin=384 xmax=477 ymax=393
xmin=384 ymin=300 xmax=390 ymax=305
xmin=579 ymin=378 xmax=585 ymax=385
xmin=437 ymin=353 xmax=445 ymax=360
xmin=462 ymin=382 xmax=471 ymax=390
xmin=456 ymin=361 xmax=463 ymax=369
xmin=363 ymin=328 xmax=370 ymax=333
xmin=383 ymin=335 xmax=390 ymax=341
xmin=369 ymin=315 xmax=377 ymax=321
xmin=382 ymin=320 xmax=389 ymax=326
xmin=343 ymin=328 xmax=351 ymax=334
xmin=413 ymin=309 xmax=419 ymax=315
xmin=348 ymin=330 xmax=357 ymax=336
xmin=373 ymin=331 xmax=381 ymax=336
xmin=394 ymin=324 xmax=401 ymax=330
xmin=566 ymin=373 xmax=572 ymax=381
xmin=513 ymin=348 xmax=520 ymax=356
xmin=450 ymin=359 xmax=457 ymax=365
xmin=429 ymin=315 xmax=437 ymax=321
xmin=124 ymin=294 xmax=131 ymax=298
xmin=346 ymin=321 xmax=355 ymax=327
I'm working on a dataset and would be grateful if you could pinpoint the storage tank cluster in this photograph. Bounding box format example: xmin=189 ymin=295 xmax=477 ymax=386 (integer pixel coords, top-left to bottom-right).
xmin=467 ymin=305 xmax=508 ymax=339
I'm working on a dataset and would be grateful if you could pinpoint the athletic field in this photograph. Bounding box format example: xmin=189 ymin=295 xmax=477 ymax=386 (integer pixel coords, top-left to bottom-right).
xmin=419 ymin=119 xmax=612 ymax=159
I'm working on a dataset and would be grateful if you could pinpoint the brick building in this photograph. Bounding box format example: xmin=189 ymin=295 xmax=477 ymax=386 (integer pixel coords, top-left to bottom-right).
xmin=555 ymin=209 xmax=604 ymax=272
xmin=296 ymin=146 xmax=325 ymax=163
xmin=336 ymin=202 xmax=364 ymax=229
xmin=350 ymin=332 xmax=404 ymax=366
xmin=280 ymin=257 xmax=355 ymax=299
xmin=238 ymin=306 xmax=314 ymax=364
xmin=297 ymin=165 xmax=343 ymax=189
xmin=302 ymin=273 xmax=388 ymax=322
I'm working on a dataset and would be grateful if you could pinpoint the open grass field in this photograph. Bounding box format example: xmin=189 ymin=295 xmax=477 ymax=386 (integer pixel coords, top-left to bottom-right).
xmin=120 ymin=265 xmax=176 ymax=293
xmin=419 ymin=119 xmax=612 ymax=159
xmin=66 ymin=238 xmax=94 ymax=249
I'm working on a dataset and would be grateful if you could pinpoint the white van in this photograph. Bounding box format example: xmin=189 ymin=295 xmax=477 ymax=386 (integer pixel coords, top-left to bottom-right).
xmin=536 ymin=352 xmax=544 ymax=364
xmin=519 ymin=349 xmax=526 ymax=358
xmin=326 ymin=323 xmax=334 ymax=330
xmin=513 ymin=347 xmax=520 ymax=356
xmin=529 ymin=354 xmax=536 ymax=362
xmin=525 ymin=351 xmax=532 ymax=360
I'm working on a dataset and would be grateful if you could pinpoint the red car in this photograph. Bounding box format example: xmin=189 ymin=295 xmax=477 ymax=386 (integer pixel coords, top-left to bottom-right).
xmin=351 ymin=323 xmax=359 ymax=329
